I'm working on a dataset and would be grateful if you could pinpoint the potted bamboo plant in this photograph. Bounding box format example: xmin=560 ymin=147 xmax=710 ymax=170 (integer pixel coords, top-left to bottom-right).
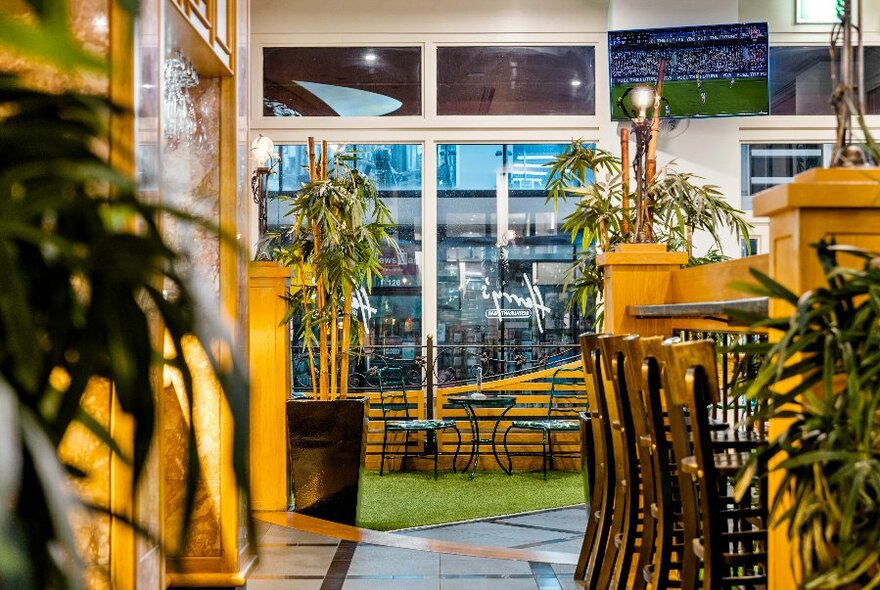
xmin=544 ymin=140 xmax=752 ymax=325
xmin=269 ymin=139 xmax=394 ymax=525
xmin=733 ymin=241 xmax=880 ymax=589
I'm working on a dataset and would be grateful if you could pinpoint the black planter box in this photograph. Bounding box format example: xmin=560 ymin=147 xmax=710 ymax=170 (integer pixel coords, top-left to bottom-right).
xmin=286 ymin=398 xmax=368 ymax=526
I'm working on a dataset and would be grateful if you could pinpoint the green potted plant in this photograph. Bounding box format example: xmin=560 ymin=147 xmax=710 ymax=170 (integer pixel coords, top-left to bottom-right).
xmin=0 ymin=1 xmax=249 ymax=587
xmin=268 ymin=141 xmax=395 ymax=525
xmin=544 ymin=140 xmax=752 ymax=325
xmin=732 ymin=240 xmax=880 ymax=589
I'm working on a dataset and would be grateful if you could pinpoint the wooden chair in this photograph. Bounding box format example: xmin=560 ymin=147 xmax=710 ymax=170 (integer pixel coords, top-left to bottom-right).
xmin=377 ymin=367 xmax=462 ymax=480
xmin=575 ymin=333 xmax=616 ymax=590
xmin=501 ymin=365 xmax=588 ymax=479
xmin=624 ymin=335 xmax=690 ymax=589
xmin=597 ymin=335 xmax=642 ymax=589
xmin=662 ymin=339 xmax=767 ymax=589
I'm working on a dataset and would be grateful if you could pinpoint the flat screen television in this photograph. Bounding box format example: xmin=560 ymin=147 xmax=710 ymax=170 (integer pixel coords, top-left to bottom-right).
xmin=608 ymin=22 xmax=769 ymax=120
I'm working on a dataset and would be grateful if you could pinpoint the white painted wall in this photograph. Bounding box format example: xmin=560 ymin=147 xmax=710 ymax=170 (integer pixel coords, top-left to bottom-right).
xmin=249 ymin=0 xmax=880 ymax=286
xmin=252 ymin=0 xmax=608 ymax=35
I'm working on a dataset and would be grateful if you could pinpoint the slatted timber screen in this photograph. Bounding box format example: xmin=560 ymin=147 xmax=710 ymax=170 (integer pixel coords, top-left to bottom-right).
xmin=436 ymin=361 xmax=587 ymax=472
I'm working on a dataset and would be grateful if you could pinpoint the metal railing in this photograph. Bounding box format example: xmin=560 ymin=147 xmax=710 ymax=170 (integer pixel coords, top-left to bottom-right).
xmin=290 ymin=339 xmax=580 ymax=412
xmin=673 ymin=329 xmax=767 ymax=427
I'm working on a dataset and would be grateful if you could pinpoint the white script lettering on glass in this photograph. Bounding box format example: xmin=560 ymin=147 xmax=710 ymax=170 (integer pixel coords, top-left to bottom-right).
xmin=480 ymin=274 xmax=551 ymax=333
xmin=350 ymin=286 xmax=378 ymax=334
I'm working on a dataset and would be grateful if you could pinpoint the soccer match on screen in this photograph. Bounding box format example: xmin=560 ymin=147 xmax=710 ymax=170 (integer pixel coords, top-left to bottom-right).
xmin=609 ymin=22 xmax=769 ymax=120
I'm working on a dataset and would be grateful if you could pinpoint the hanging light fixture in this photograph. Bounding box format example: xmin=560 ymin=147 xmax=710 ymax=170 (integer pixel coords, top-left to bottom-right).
xmin=251 ymin=134 xmax=278 ymax=236
xmin=163 ymin=51 xmax=199 ymax=148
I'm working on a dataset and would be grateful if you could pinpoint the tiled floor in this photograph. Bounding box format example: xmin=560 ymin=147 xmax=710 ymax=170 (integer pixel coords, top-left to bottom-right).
xmin=247 ymin=506 xmax=587 ymax=589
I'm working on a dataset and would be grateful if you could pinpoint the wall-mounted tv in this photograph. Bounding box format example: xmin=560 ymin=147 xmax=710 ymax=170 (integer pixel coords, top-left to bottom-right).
xmin=609 ymin=22 xmax=769 ymax=120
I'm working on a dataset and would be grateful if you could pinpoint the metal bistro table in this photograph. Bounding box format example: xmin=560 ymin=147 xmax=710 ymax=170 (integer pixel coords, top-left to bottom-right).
xmin=447 ymin=394 xmax=516 ymax=479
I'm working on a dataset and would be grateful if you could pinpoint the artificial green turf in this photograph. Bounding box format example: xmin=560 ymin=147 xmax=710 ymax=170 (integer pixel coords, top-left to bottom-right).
xmin=610 ymin=77 xmax=768 ymax=119
xmin=356 ymin=470 xmax=585 ymax=531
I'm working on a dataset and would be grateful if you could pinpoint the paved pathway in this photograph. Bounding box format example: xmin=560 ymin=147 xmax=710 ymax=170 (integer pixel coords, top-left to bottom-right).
xmin=248 ymin=506 xmax=587 ymax=589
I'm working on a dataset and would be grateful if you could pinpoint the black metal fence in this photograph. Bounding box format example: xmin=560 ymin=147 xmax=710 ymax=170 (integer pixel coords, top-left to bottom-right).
xmin=291 ymin=340 xmax=580 ymax=417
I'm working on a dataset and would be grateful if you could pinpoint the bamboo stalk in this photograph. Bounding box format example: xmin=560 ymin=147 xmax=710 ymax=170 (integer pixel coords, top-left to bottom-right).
xmin=646 ymin=59 xmax=666 ymax=186
xmin=339 ymin=284 xmax=353 ymax=399
xmin=307 ymin=136 xmax=317 ymax=181
xmin=329 ymin=302 xmax=338 ymax=399
xmin=321 ymin=140 xmax=328 ymax=179
xmin=644 ymin=59 xmax=667 ymax=243
xmin=307 ymin=137 xmax=330 ymax=399
xmin=298 ymin=262 xmax=318 ymax=398
xmin=620 ymin=128 xmax=630 ymax=239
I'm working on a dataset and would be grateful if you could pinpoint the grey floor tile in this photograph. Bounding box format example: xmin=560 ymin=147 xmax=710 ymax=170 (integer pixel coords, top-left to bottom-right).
xmin=408 ymin=522 xmax=569 ymax=548
xmin=442 ymin=578 xmax=539 ymax=590
xmin=551 ymin=562 xmax=577 ymax=576
xmin=254 ymin=520 xmax=272 ymax=541
xmin=528 ymin=535 xmax=584 ymax=554
xmin=499 ymin=507 xmax=588 ymax=534
xmin=440 ymin=554 xmax=533 ymax=576
xmin=250 ymin=545 xmax=338 ymax=577
xmin=342 ymin=578 xmax=440 ymax=590
xmin=558 ymin=576 xmax=585 ymax=590
xmin=347 ymin=544 xmax=440 ymax=577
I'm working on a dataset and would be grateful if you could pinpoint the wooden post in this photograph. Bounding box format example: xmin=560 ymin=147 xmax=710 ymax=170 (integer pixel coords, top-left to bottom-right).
xmin=753 ymin=167 xmax=880 ymax=589
xmin=596 ymin=243 xmax=687 ymax=336
xmin=247 ymin=261 xmax=291 ymax=511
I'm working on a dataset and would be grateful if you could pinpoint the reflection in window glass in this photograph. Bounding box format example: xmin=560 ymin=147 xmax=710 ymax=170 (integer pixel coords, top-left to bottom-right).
xmin=436 ymin=143 xmax=588 ymax=383
xmin=263 ymin=47 xmax=421 ymax=117
xmin=437 ymin=46 xmax=595 ymax=115
xmin=770 ymin=46 xmax=880 ymax=115
xmin=740 ymin=143 xmax=828 ymax=209
xmin=269 ymin=144 xmax=423 ymax=355
xmin=867 ymin=47 xmax=880 ymax=114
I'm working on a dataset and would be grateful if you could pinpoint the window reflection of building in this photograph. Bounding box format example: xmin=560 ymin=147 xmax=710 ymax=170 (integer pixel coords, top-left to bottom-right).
xmin=270 ymin=144 xmax=424 ymax=368
xmin=436 ymin=143 xmax=587 ymax=383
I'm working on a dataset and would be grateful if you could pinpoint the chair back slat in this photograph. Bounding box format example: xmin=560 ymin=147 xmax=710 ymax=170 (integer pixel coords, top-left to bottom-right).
xmin=663 ymin=339 xmax=726 ymax=589
xmin=575 ymin=333 xmax=615 ymax=589
xmin=548 ymin=366 xmax=589 ymax=419
xmin=621 ymin=335 xmax=666 ymax=590
xmin=598 ymin=335 xmax=641 ymax=589
xmin=377 ymin=367 xmax=413 ymax=419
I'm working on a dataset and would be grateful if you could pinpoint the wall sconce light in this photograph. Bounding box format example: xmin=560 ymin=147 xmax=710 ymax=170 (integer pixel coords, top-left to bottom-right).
xmin=251 ymin=134 xmax=278 ymax=236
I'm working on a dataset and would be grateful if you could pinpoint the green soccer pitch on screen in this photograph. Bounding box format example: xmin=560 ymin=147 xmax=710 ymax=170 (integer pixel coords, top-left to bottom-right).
xmin=609 ymin=22 xmax=769 ymax=121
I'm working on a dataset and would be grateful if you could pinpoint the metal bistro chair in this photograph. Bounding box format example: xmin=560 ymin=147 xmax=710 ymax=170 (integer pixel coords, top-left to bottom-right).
xmin=502 ymin=365 xmax=588 ymax=480
xmin=377 ymin=367 xmax=461 ymax=480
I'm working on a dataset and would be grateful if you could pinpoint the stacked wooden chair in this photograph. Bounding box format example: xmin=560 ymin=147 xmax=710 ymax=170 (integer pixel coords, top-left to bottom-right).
xmin=575 ymin=333 xmax=767 ymax=589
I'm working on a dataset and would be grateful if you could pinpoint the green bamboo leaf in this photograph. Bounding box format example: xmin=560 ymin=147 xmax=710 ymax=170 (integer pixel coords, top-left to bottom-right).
xmin=19 ymin=409 xmax=84 ymax=590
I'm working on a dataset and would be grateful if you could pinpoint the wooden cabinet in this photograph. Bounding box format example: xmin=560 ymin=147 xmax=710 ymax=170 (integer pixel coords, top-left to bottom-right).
xmin=169 ymin=0 xmax=234 ymax=75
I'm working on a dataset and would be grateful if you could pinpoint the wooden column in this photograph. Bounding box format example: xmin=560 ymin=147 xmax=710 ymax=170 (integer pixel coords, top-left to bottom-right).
xmin=596 ymin=243 xmax=688 ymax=336
xmin=754 ymin=167 xmax=880 ymax=589
xmin=248 ymin=262 xmax=292 ymax=511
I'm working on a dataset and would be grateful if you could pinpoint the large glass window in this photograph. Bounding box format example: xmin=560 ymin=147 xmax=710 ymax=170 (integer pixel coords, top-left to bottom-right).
xmin=269 ymin=143 xmax=423 ymax=349
xmin=437 ymin=46 xmax=595 ymax=116
xmin=436 ymin=143 xmax=586 ymax=381
xmin=769 ymin=46 xmax=880 ymax=115
xmin=740 ymin=143 xmax=829 ymax=209
xmin=262 ymin=47 xmax=422 ymax=117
